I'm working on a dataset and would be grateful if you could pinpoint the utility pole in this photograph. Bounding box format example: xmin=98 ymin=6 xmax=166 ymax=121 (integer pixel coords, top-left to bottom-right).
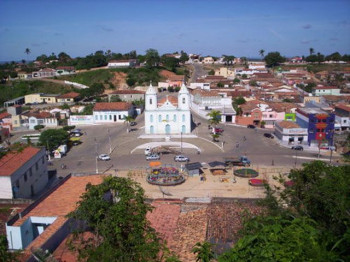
xmin=108 ymin=128 xmax=112 ymax=154
xmin=180 ymin=132 xmax=183 ymax=154
xmin=294 ymin=148 xmax=298 ymax=168
xmin=95 ymin=138 xmax=99 ymax=174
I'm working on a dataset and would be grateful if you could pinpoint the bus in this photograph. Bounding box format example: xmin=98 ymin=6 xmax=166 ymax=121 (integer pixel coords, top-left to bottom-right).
xmin=21 ymin=133 xmax=41 ymax=141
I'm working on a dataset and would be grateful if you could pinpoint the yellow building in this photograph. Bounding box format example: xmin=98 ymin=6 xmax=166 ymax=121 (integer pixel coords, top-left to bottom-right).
xmin=25 ymin=93 xmax=59 ymax=104
xmin=215 ymin=67 xmax=235 ymax=78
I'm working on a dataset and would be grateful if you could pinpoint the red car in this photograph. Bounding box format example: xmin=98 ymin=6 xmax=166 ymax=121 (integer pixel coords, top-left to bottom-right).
xmin=212 ymin=127 xmax=224 ymax=134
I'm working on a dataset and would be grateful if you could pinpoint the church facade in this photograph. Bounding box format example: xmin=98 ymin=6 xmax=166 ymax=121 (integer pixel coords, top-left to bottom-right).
xmin=144 ymin=83 xmax=191 ymax=134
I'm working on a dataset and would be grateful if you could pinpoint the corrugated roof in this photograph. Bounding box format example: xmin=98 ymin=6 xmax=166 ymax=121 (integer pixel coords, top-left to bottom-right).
xmin=276 ymin=120 xmax=301 ymax=129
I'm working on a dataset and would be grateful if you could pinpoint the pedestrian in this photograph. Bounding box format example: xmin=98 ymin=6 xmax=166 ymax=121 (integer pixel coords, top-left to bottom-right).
xmin=243 ymin=136 xmax=246 ymax=141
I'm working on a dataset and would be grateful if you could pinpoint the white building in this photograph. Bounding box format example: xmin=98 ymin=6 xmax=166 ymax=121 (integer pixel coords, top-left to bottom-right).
xmin=0 ymin=147 xmax=48 ymax=199
xmin=274 ymin=120 xmax=308 ymax=145
xmin=107 ymin=59 xmax=136 ymax=68
xmin=144 ymin=83 xmax=191 ymax=134
xmin=23 ymin=111 xmax=58 ymax=130
xmin=93 ymin=102 xmax=134 ymax=123
xmin=314 ymin=86 xmax=341 ymax=96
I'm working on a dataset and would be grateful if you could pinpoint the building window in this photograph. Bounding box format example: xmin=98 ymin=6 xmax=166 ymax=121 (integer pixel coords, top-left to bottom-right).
xmin=159 ymin=115 xmax=162 ymax=122
xmin=182 ymin=97 xmax=185 ymax=104
xmin=182 ymin=114 xmax=185 ymax=122
xmin=173 ymin=115 xmax=176 ymax=122
xmin=24 ymin=174 xmax=27 ymax=182
xmin=166 ymin=115 xmax=169 ymax=121
xmin=118 ymin=115 xmax=122 ymax=120
xmin=100 ymin=115 xmax=103 ymax=120
xmin=150 ymin=115 xmax=153 ymax=122
xmin=109 ymin=115 xmax=112 ymax=120
xmin=95 ymin=115 xmax=98 ymax=120
xmin=150 ymin=98 xmax=152 ymax=105
xmin=269 ymin=114 xmax=273 ymax=118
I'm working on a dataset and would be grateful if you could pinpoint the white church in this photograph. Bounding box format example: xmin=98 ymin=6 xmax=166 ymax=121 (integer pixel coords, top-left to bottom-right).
xmin=144 ymin=83 xmax=191 ymax=134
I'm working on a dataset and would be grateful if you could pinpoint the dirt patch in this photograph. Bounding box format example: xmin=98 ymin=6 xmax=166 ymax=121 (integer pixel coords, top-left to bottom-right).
xmin=159 ymin=70 xmax=177 ymax=79
xmin=111 ymin=72 xmax=128 ymax=89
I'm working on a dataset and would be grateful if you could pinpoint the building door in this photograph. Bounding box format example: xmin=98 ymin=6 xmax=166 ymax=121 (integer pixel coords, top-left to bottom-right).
xmin=150 ymin=125 xmax=154 ymax=134
xmin=31 ymin=185 xmax=34 ymax=197
xmin=182 ymin=125 xmax=186 ymax=134
xmin=165 ymin=124 xmax=171 ymax=134
xmin=114 ymin=115 xmax=116 ymax=122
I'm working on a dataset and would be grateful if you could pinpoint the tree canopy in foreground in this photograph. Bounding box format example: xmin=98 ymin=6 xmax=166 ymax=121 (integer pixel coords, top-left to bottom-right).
xmin=67 ymin=176 xmax=177 ymax=262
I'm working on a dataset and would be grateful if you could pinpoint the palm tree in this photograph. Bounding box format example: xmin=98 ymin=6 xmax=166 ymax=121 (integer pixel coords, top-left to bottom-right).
xmin=24 ymin=48 xmax=31 ymax=58
xmin=123 ymin=115 xmax=135 ymax=133
xmin=206 ymin=110 xmax=221 ymax=127
xmin=192 ymin=242 xmax=215 ymax=262
xmin=309 ymin=47 xmax=314 ymax=56
xmin=259 ymin=49 xmax=265 ymax=59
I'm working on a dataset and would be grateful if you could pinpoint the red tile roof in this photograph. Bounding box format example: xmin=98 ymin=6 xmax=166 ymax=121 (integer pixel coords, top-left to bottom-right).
xmin=57 ymin=92 xmax=80 ymax=99
xmin=25 ymin=111 xmax=52 ymax=119
xmin=335 ymin=103 xmax=350 ymax=112
xmin=277 ymin=120 xmax=301 ymax=129
xmin=0 ymin=112 xmax=11 ymax=120
xmin=0 ymin=147 xmax=41 ymax=176
xmin=158 ymin=96 xmax=178 ymax=106
xmin=192 ymin=89 xmax=220 ymax=97
xmin=93 ymin=102 xmax=132 ymax=111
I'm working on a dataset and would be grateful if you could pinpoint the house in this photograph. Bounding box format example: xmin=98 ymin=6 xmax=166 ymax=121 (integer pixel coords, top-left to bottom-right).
xmin=108 ymin=90 xmax=145 ymax=103
xmin=202 ymin=56 xmax=214 ymax=64
xmin=185 ymin=162 xmax=202 ymax=177
xmin=334 ymin=103 xmax=350 ymax=131
xmin=235 ymin=100 xmax=262 ymax=126
xmin=3 ymin=96 xmax=25 ymax=107
xmin=190 ymin=89 xmax=236 ymax=123
xmin=93 ymin=102 xmax=134 ymax=123
xmin=248 ymin=62 xmax=266 ymax=69
xmin=274 ymin=120 xmax=308 ymax=145
xmin=56 ymin=66 xmax=75 ymax=75
xmin=23 ymin=111 xmax=58 ymax=130
xmin=0 ymin=147 xmax=48 ymax=199
xmin=189 ymin=82 xmax=210 ymax=90
xmin=32 ymin=68 xmax=56 ymax=78
xmin=144 ymin=83 xmax=191 ymax=134
xmin=56 ymin=92 xmax=80 ymax=103
xmin=296 ymin=107 xmax=335 ymax=147
xmin=107 ymin=59 xmax=136 ymax=68
xmin=158 ymin=75 xmax=185 ymax=90
xmin=0 ymin=112 xmax=12 ymax=131
xmin=215 ymin=67 xmax=236 ymax=78
xmin=314 ymin=86 xmax=341 ymax=96
xmin=25 ymin=93 xmax=59 ymax=104
xmin=17 ymin=71 xmax=32 ymax=79
xmin=5 ymin=174 xmax=104 ymax=256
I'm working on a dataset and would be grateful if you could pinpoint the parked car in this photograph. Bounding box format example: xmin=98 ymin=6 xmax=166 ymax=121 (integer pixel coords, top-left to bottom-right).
xmin=174 ymin=155 xmax=190 ymax=162
xmin=211 ymin=127 xmax=224 ymax=134
xmin=291 ymin=146 xmax=303 ymax=151
xmin=247 ymin=124 xmax=256 ymax=129
xmin=146 ymin=154 xmax=160 ymax=161
xmin=145 ymin=146 xmax=152 ymax=155
xmin=130 ymin=121 xmax=137 ymax=126
xmin=264 ymin=133 xmax=274 ymax=139
xmin=98 ymin=154 xmax=111 ymax=161
xmin=320 ymin=146 xmax=336 ymax=151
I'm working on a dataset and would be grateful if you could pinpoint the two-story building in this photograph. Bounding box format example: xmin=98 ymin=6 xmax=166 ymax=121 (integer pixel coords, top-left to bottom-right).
xmin=334 ymin=103 xmax=350 ymax=131
xmin=296 ymin=107 xmax=335 ymax=147
xmin=0 ymin=147 xmax=48 ymax=199
xmin=93 ymin=102 xmax=134 ymax=123
xmin=314 ymin=86 xmax=341 ymax=96
xmin=274 ymin=120 xmax=308 ymax=145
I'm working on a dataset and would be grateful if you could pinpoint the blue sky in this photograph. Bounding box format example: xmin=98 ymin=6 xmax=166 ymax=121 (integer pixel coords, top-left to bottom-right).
xmin=0 ymin=0 xmax=349 ymax=61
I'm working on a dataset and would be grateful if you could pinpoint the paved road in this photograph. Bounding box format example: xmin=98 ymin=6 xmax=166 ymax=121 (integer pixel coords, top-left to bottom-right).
xmin=189 ymin=63 xmax=207 ymax=83
xmin=48 ymin=112 xmax=340 ymax=177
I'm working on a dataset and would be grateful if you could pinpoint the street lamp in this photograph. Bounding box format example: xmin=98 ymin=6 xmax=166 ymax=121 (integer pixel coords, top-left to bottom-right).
xmin=180 ymin=132 xmax=183 ymax=154
xmin=108 ymin=128 xmax=112 ymax=154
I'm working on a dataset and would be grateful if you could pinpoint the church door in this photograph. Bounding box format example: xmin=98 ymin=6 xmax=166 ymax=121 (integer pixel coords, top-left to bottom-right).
xmin=181 ymin=125 xmax=186 ymax=134
xmin=165 ymin=124 xmax=171 ymax=134
xmin=150 ymin=125 xmax=154 ymax=134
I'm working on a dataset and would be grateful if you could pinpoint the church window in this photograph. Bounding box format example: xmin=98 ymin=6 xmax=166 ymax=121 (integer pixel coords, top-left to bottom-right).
xmin=159 ymin=115 xmax=162 ymax=122
xmin=150 ymin=98 xmax=152 ymax=105
xmin=182 ymin=114 xmax=185 ymax=122
xmin=150 ymin=115 xmax=153 ymax=122
xmin=166 ymin=115 xmax=169 ymax=121
xmin=182 ymin=97 xmax=186 ymax=104
xmin=173 ymin=115 xmax=176 ymax=122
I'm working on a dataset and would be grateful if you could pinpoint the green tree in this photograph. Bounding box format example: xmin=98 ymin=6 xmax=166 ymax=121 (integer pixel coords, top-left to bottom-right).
xmin=145 ymin=48 xmax=160 ymax=68
xmin=232 ymin=96 xmax=246 ymax=115
xmin=192 ymin=242 xmax=215 ymax=262
xmin=219 ymin=216 xmax=335 ymax=262
xmin=179 ymin=51 xmax=189 ymax=64
xmin=0 ymin=235 xmax=19 ymax=262
xmin=123 ymin=115 xmax=135 ymax=132
xmin=34 ymin=124 xmax=45 ymax=131
xmin=39 ymin=128 xmax=69 ymax=151
xmin=24 ymin=48 xmax=31 ymax=60
xmin=110 ymin=95 xmax=122 ymax=102
xmin=223 ymin=55 xmax=235 ymax=65
xmin=309 ymin=47 xmax=315 ymax=56
xmin=233 ymin=78 xmax=240 ymax=84
xmin=208 ymin=69 xmax=215 ymax=75
xmin=259 ymin=49 xmax=265 ymax=59
xmin=67 ymin=176 xmax=169 ymax=262
xmin=207 ymin=110 xmax=221 ymax=126
xmin=264 ymin=52 xmax=285 ymax=67
xmin=161 ymin=56 xmax=179 ymax=72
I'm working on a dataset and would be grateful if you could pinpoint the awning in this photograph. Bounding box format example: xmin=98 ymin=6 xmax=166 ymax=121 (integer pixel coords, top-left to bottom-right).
xmin=149 ymin=161 xmax=161 ymax=167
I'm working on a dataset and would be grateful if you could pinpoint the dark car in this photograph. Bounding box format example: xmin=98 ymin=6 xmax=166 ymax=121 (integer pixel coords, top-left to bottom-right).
xmin=130 ymin=122 xmax=137 ymax=126
xmin=247 ymin=124 xmax=256 ymax=129
xmin=264 ymin=133 xmax=274 ymax=139
xmin=291 ymin=145 xmax=303 ymax=151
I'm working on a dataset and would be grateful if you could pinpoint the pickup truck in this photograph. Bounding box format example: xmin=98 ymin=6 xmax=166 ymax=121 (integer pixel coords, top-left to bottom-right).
xmin=224 ymin=156 xmax=251 ymax=167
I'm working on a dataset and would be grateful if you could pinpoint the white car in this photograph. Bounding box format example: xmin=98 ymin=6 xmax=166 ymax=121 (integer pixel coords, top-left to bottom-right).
xmin=145 ymin=146 xmax=152 ymax=155
xmin=174 ymin=155 xmax=190 ymax=162
xmin=146 ymin=154 xmax=160 ymax=161
xmin=98 ymin=154 xmax=110 ymax=161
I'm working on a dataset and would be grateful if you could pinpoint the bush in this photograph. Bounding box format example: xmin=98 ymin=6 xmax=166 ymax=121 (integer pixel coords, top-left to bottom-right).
xmin=34 ymin=125 xmax=45 ymax=131
xmin=63 ymin=125 xmax=76 ymax=131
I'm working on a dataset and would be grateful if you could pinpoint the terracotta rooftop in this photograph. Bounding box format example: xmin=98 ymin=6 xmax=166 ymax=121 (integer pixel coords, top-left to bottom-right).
xmin=277 ymin=120 xmax=301 ymax=129
xmin=335 ymin=103 xmax=350 ymax=112
xmin=0 ymin=147 xmax=41 ymax=176
xmin=0 ymin=112 xmax=11 ymax=120
xmin=268 ymin=102 xmax=297 ymax=113
xmin=93 ymin=102 xmax=132 ymax=111
xmin=192 ymin=89 xmax=220 ymax=97
xmin=158 ymin=96 xmax=178 ymax=106
xmin=24 ymin=111 xmax=52 ymax=119
xmin=57 ymin=92 xmax=80 ymax=99
xmin=110 ymin=89 xmax=145 ymax=95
